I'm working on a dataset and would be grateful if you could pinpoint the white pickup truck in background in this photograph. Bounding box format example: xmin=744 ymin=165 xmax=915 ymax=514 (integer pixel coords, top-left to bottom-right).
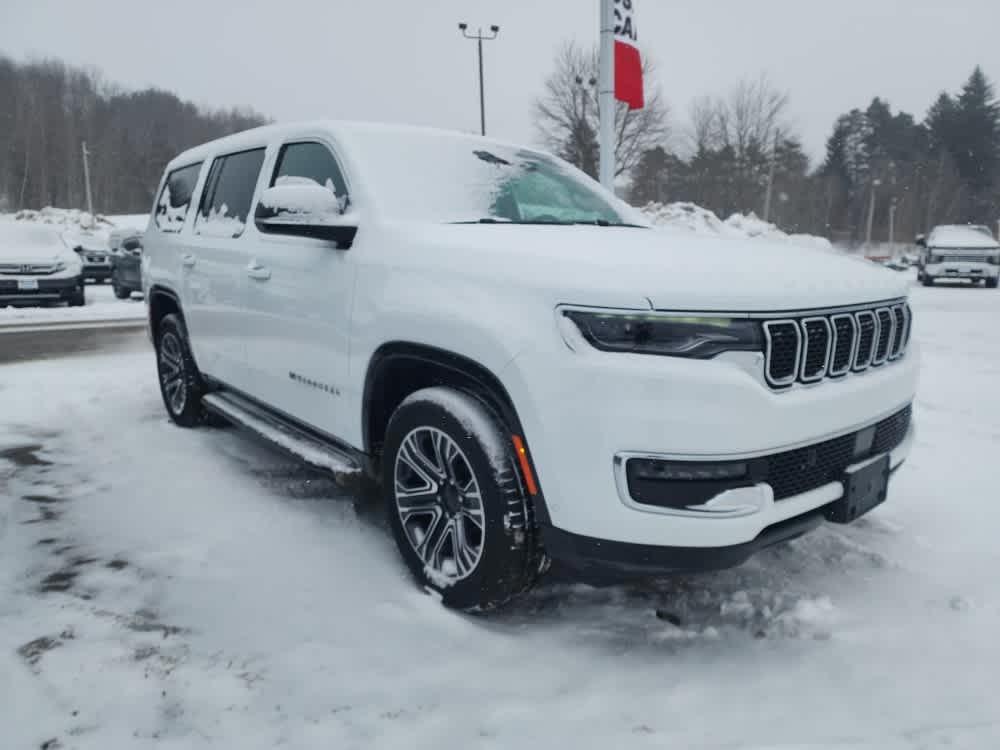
xmin=917 ymin=225 xmax=1000 ymax=288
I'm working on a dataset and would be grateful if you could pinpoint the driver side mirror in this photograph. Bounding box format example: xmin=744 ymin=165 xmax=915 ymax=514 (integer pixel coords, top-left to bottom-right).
xmin=254 ymin=183 xmax=358 ymax=248
xmin=915 ymin=234 xmax=926 ymax=248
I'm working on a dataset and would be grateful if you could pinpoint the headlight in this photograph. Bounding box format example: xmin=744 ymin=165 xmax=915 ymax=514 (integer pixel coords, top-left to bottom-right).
xmin=53 ymin=261 xmax=66 ymax=272
xmin=563 ymin=310 xmax=763 ymax=358
xmin=929 ymin=254 xmax=942 ymax=264
xmin=988 ymin=255 xmax=999 ymax=265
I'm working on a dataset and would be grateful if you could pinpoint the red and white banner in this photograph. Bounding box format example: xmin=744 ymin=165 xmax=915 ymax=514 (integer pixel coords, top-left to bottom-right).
xmin=613 ymin=0 xmax=644 ymax=110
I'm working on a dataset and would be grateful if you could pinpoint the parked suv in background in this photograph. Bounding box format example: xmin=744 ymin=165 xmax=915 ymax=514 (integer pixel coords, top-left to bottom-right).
xmin=110 ymin=231 xmax=143 ymax=299
xmin=144 ymin=122 xmax=918 ymax=611
xmin=917 ymin=225 xmax=1000 ymax=287
xmin=0 ymin=222 xmax=85 ymax=307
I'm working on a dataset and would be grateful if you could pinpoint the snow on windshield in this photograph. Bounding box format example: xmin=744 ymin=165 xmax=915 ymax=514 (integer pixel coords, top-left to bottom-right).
xmin=343 ymin=130 xmax=630 ymax=224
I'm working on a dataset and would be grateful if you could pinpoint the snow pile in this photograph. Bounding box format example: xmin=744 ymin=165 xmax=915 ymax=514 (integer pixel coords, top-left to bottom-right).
xmin=4 ymin=207 xmax=148 ymax=251
xmin=641 ymin=201 xmax=833 ymax=250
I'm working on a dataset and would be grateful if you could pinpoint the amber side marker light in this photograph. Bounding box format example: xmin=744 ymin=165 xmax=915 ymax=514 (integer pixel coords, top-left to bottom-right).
xmin=511 ymin=435 xmax=539 ymax=496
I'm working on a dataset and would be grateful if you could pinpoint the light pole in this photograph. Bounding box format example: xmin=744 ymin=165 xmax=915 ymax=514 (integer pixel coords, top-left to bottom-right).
xmin=865 ymin=178 xmax=882 ymax=247
xmin=888 ymin=197 xmax=898 ymax=249
xmin=458 ymin=23 xmax=499 ymax=136
xmin=81 ymin=141 xmax=94 ymax=217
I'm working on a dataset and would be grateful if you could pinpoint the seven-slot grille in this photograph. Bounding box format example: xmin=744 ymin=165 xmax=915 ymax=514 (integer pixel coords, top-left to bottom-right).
xmin=763 ymin=302 xmax=911 ymax=389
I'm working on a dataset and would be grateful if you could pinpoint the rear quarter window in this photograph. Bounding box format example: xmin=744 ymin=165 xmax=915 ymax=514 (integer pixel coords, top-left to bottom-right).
xmin=155 ymin=162 xmax=202 ymax=233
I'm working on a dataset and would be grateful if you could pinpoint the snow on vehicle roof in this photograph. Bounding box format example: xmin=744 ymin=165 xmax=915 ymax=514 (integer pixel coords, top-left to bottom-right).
xmin=166 ymin=120 xmax=509 ymax=171
xmin=928 ymin=225 xmax=999 ymax=249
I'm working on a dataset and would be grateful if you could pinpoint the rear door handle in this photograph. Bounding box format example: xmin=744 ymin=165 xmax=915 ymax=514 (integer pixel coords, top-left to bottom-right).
xmin=247 ymin=262 xmax=271 ymax=281
xmin=181 ymin=253 xmax=196 ymax=268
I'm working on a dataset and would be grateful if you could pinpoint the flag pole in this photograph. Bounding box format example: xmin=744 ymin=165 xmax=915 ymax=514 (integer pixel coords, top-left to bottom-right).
xmin=598 ymin=0 xmax=615 ymax=192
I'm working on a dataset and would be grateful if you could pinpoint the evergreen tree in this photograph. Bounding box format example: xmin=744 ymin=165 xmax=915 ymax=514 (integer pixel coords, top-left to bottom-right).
xmin=952 ymin=66 xmax=1000 ymax=216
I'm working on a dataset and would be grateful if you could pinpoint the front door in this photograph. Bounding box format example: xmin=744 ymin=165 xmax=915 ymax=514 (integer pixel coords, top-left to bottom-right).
xmin=241 ymin=140 xmax=356 ymax=438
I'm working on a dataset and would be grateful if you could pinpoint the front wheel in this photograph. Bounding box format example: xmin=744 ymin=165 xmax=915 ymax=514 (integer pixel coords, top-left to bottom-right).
xmin=922 ymin=275 xmax=934 ymax=287
xmin=68 ymin=286 xmax=85 ymax=307
xmin=987 ymin=278 xmax=998 ymax=289
xmin=382 ymin=387 xmax=542 ymax=611
xmin=113 ymin=281 xmax=130 ymax=299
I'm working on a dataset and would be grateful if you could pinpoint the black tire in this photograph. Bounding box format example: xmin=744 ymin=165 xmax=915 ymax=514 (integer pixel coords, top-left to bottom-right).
xmin=155 ymin=313 xmax=209 ymax=427
xmin=922 ymin=275 xmax=934 ymax=287
xmin=113 ymin=281 xmax=130 ymax=299
xmin=987 ymin=278 xmax=998 ymax=289
xmin=68 ymin=287 xmax=85 ymax=307
xmin=382 ymin=387 xmax=542 ymax=611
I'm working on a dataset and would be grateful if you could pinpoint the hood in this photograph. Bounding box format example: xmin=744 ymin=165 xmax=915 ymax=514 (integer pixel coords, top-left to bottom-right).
xmin=392 ymin=223 xmax=909 ymax=312
xmin=0 ymin=222 xmax=77 ymax=264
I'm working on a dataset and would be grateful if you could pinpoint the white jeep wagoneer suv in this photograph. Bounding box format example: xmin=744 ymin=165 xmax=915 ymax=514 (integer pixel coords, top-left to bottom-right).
xmin=143 ymin=121 xmax=918 ymax=610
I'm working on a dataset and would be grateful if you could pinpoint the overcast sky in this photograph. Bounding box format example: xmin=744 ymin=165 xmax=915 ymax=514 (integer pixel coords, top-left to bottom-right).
xmin=2 ymin=0 xmax=999 ymax=164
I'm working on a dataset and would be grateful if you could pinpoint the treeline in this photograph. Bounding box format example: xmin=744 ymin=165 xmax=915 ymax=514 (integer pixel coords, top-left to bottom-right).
xmin=536 ymin=45 xmax=1000 ymax=244
xmin=630 ymin=67 xmax=1000 ymax=243
xmin=0 ymin=55 xmax=267 ymax=215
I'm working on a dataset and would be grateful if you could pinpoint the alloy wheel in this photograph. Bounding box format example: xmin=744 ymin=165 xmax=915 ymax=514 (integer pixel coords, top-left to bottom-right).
xmin=158 ymin=332 xmax=188 ymax=415
xmin=393 ymin=427 xmax=485 ymax=581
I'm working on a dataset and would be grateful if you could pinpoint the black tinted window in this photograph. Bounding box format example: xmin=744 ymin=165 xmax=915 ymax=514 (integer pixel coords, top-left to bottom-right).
xmin=197 ymin=148 xmax=266 ymax=238
xmin=155 ymin=162 xmax=201 ymax=232
xmin=272 ymin=142 xmax=348 ymax=207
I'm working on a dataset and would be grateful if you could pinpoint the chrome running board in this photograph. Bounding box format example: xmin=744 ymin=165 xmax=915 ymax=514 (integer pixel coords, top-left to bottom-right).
xmin=202 ymin=391 xmax=361 ymax=478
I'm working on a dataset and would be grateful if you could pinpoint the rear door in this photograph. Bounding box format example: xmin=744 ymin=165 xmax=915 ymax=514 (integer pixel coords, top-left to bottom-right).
xmin=180 ymin=147 xmax=266 ymax=391
xmin=241 ymin=139 xmax=356 ymax=436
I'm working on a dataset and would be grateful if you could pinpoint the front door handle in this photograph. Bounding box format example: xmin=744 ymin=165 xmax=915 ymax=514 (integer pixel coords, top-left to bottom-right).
xmin=247 ymin=262 xmax=271 ymax=281
xmin=181 ymin=253 xmax=196 ymax=268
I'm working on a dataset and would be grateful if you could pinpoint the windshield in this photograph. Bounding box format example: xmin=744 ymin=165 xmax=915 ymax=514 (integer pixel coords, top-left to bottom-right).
xmin=344 ymin=130 xmax=638 ymax=225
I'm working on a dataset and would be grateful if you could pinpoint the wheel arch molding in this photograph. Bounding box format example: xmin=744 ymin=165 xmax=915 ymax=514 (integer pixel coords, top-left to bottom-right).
xmin=361 ymin=341 xmax=550 ymax=524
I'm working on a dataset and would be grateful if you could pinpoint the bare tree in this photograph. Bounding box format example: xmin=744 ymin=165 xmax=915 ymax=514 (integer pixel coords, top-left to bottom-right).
xmin=533 ymin=41 xmax=670 ymax=179
xmin=684 ymin=74 xmax=791 ymax=216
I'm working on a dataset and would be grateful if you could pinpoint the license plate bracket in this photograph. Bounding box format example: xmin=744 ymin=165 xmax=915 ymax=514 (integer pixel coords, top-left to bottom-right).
xmin=826 ymin=454 xmax=890 ymax=524
xmin=18 ymin=279 xmax=39 ymax=291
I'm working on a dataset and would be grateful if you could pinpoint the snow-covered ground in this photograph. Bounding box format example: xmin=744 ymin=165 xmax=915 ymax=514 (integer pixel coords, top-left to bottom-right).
xmin=2 ymin=287 xmax=999 ymax=748
xmin=0 ymin=282 xmax=146 ymax=329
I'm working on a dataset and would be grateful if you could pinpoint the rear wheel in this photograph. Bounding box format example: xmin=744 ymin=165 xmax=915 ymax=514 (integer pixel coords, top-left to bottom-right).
xmin=382 ymin=387 xmax=542 ymax=611
xmin=922 ymin=275 xmax=934 ymax=287
xmin=155 ymin=313 xmax=209 ymax=427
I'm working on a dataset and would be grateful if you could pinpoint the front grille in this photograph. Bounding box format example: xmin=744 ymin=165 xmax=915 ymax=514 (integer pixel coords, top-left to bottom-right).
xmin=763 ymin=301 xmax=910 ymax=388
xmin=933 ymin=254 xmax=991 ymax=263
xmin=766 ymin=404 xmax=912 ymax=500
xmin=0 ymin=263 xmax=59 ymax=275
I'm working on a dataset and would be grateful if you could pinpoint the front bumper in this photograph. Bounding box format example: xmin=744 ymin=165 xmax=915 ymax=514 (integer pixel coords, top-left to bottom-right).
xmin=544 ymin=425 xmax=913 ymax=577
xmin=83 ymin=264 xmax=112 ymax=280
xmin=504 ymin=335 xmax=919 ymax=550
xmin=0 ymin=275 xmax=83 ymax=303
xmin=924 ymin=262 xmax=998 ymax=280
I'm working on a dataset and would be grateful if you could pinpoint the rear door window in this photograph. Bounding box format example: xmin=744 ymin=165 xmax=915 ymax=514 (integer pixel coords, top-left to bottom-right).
xmin=271 ymin=141 xmax=349 ymax=211
xmin=154 ymin=162 xmax=202 ymax=232
xmin=196 ymin=148 xmax=267 ymax=238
